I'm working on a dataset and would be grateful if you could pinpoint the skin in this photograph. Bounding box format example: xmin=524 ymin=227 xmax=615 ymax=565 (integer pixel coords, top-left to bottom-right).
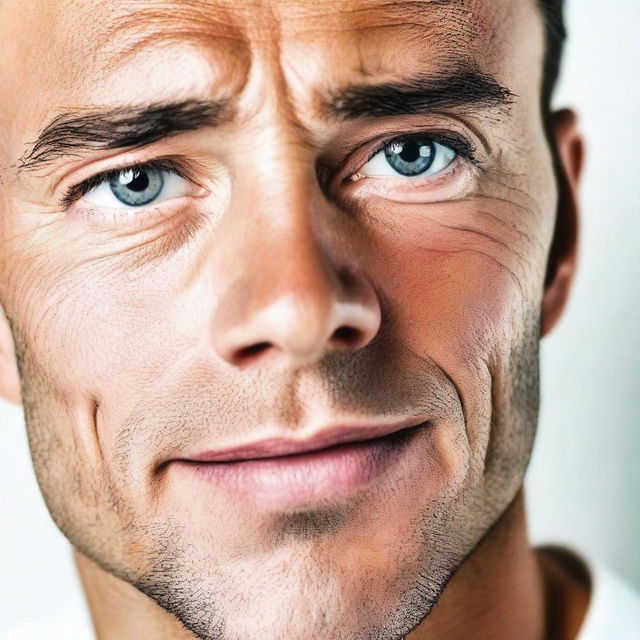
xmin=0 ymin=0 xmax=587 ymax=638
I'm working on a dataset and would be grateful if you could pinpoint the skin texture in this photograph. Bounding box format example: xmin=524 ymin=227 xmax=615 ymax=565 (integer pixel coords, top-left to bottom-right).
xmin=0 ymin=1 xmax=587 ymax=638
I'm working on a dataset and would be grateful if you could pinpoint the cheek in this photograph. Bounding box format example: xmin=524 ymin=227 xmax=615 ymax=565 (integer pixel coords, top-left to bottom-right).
xmin=368 ymin=200 xmax=543 ymax=367
xmin=378 ymin=245 xmax=520 ymax=438
xmin=395 ymin=251 xmax=520 ymax=363
xmin=4 ymin=246 xmax=198 ymax=528
xmin=364 ymin=199 xmax=545 ymax=459
xmin=2 ymin=232 xmax=194 ymax=425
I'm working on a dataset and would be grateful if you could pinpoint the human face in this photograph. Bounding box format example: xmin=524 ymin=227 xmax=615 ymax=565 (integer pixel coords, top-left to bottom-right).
xmin=0 ymin=1 xmax=566 ymax=639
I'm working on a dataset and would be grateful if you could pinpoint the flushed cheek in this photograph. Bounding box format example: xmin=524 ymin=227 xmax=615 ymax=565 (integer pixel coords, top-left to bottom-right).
xmin=376 ymin=239 xmax=530 ymax=363
xmin=394 ymin=253 xmax=512 ymax=458
xmin=367 ymin=210 xmax=537 ymax=461
xmin=364 ymin=196 xmax=542 ymax=362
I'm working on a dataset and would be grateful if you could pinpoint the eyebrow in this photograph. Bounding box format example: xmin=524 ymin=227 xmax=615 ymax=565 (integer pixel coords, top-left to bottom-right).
xmin=324 ymin=66 xmax=514 ymax=120
xmin=18 ymin=99 xmax=228 ymax=172
xmin=19 ymin=63 xmax=512 ymax=173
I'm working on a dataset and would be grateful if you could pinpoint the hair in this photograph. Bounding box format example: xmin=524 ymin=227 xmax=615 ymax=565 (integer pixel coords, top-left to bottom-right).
xmin=537 ymin=0 xmax=566 ymax=130
xmin=536 ymin=0 xmax=571 ymax=289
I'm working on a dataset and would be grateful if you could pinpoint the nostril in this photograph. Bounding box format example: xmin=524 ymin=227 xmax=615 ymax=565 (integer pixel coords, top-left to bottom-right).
xmin=332 ymin=325 xmax=361 ymax=346
xmin=235 ymin=341 xmax=272 ymax=363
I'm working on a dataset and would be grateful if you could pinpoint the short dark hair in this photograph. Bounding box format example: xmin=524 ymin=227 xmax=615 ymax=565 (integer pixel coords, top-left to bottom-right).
xmin=538 ymin=0 xmax=566 ymax=119
xmin=536 ymin=0 xmax=571 ymax=289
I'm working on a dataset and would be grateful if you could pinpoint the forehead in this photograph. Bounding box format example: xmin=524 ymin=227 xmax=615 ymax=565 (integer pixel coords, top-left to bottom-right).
xmin=0 ymin=0 xmax=541 ymax=147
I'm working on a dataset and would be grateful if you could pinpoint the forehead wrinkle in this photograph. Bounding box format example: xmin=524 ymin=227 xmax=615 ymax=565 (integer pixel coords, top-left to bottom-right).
xmin=275 ymin=0 xmax=480 ymax=36
xmin=94 ymin=0 xmax=252 ymax=76
xmin=349 ymin=1 xmax=483 ymax=52
xmin=275 ymin=0 xmax=485 ymax=84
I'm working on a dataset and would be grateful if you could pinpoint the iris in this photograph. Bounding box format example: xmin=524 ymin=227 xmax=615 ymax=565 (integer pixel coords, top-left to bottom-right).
xmin=109 ymin=167 xmax=164 ymax=206
xmin=384 ymin=137 xmax=435 ymax=176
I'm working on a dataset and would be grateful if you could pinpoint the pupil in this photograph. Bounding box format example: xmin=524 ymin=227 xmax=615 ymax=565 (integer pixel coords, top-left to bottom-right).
xmin=399 ymin=140 xmax=421 ymax=162
xmin=120 ymin=169 xmax=150 ymax=192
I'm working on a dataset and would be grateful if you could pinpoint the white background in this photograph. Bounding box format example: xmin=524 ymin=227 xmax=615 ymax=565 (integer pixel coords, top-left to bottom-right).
xmin=1 ymin=0 xmax=639 ymax=628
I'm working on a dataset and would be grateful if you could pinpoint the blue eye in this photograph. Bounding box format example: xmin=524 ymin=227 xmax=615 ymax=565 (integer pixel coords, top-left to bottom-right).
xmin=384 ymin=137 xmax=436 ymax=176
xmin=358 ymin=135 xmax=457 ymax=179
xmin=81 ymin=165 xmax=192 ymax=209
xmin=109 ymin=167 xmax=164 ymax=206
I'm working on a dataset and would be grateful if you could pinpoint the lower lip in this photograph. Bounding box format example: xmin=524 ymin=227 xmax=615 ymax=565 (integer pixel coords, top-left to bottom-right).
xmin=171 ymin=425 xmax=425 ymax=510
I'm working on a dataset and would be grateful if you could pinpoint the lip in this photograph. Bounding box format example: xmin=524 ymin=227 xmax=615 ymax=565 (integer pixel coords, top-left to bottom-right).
xmin=181 ymin=418 xmax=430 ymax=462
xmin=170 ymin=421 xmax=429 ymax=509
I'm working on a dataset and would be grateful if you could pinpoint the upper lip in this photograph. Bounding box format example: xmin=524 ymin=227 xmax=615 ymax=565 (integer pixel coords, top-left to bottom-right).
xmin=181 ymin=419 xmax=429 ymax=462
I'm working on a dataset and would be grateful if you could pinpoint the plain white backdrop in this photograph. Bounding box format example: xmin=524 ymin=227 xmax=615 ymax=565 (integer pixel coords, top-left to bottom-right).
xmin=1 ymin=0 xmax=639 ymax=628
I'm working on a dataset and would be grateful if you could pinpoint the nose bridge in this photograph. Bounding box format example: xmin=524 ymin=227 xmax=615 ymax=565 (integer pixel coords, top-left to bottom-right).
xmin=211 ymin=135 xmax=381 ymax=370
xmin=231 ymin=128 xmax=339 ymax=294
xmin=228 ymin=182 xmax=341 ymax=335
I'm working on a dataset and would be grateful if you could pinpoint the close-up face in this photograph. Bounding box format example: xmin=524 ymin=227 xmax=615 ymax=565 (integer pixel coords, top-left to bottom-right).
xmin=0 ymin=1 xmax=577 ymax=639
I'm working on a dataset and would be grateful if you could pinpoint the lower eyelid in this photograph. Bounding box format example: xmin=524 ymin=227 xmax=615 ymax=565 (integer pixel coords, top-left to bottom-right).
xmin=68 ymin=195 xmax=198 ymax=232
xmin=352 ymin=152 xmax=462 ymax=183
xmin=344 ymin=157 xmax=474 ymax=202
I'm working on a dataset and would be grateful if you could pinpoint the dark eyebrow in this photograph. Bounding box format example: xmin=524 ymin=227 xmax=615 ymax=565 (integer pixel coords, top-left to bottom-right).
xmin=323 ymin=66 xmax=514 ymax=120
xmin=18 ymin=64 xmax=511 ymax=172
xmin=18 ymin=99 xmax=228 ymax=172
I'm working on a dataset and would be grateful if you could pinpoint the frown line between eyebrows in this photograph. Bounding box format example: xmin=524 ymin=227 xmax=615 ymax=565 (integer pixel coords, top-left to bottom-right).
xmin=17 ymin=99 xmax=230 ymax=173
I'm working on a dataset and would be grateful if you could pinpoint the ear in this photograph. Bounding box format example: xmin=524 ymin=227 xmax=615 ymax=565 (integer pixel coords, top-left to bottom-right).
xmin=540 ymin=109 xmax=585 ymax=338
xmin=0 ymin=304 xmax=22 ymax=405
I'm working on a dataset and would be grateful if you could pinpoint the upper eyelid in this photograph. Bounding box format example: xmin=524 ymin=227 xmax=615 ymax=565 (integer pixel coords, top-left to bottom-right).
xmin=59 ymin=158 xmax=196 ymax=209
xmin=334 ymin=130 xmax=481 ymax=191
xmin=360 ymin=131 xmax=478 ymax=170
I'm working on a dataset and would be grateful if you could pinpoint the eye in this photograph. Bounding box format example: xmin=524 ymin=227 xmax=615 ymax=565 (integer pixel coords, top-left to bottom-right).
xmin=82 ymin=166 xmax=191 ymax=208
xmin=359 ymin=135 xmax=457 ymax=179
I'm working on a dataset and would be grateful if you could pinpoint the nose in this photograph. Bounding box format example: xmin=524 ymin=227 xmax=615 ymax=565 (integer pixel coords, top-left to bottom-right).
xmin=211 ymin=186 xmax=381 ymax=370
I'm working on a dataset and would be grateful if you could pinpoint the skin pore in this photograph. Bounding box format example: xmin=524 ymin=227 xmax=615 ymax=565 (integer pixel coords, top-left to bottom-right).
xmin=0 ymin=1 xmax=587 ymax=639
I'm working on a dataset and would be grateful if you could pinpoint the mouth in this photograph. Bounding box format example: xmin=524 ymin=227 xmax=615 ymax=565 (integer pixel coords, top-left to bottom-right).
xmin=170 ymin=420 xmax=430 ymax=509
xmin=179 ymin=419 xmax=430 ymax=462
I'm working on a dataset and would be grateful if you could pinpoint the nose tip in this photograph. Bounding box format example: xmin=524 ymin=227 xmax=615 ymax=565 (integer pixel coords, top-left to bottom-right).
xmin=212 ymin=268 xmax=382 ymax=370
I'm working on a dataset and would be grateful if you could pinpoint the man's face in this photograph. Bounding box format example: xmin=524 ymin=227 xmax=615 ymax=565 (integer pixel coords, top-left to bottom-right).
xmin=0 ymin=1 xmax=561 ymax=638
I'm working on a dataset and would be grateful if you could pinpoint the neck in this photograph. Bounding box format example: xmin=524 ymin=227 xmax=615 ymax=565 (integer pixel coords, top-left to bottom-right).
xmin=73 ymin=549 xmax=197 ymax=639
xmin=73 ymin=487 xmax=588 ymax=640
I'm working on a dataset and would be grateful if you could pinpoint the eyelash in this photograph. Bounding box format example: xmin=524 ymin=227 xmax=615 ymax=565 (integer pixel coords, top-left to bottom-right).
xmin=60 ymin=129 xmax=479 ymax=209
xmin=60 ymin=158 xmax=190 ymax=209
xmin=356 ymin=130 xmax=478 ymax=174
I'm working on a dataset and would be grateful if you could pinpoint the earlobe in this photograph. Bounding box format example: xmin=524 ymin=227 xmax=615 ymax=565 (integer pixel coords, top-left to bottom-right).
xmin=0 ymin=305 xmax=22 ymax=405
xmin=540 ymin=108 xmax=585 ymax=338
